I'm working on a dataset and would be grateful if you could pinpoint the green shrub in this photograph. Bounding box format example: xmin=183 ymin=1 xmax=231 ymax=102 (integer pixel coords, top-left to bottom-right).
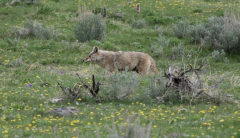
xmin=147 ymin=77 xmax=166 ymax=100
xmin=203 ymin=17 xmax=225 ymax=46
xmin=33 ymin=23 xmax=53 ymax=39
xmin=172 ymin=43 xmax=184 ymax=58
xmin=131 ymin=19 xmax=147 ymax=29
xmin=7 ymin=57 xmax=23 ymax=67
xmin=188 ymin=24 xmax=206 ymax=44
xmin=100 ymin=69 xmax=141 ymax=101
xmin=12 ymin=19 xmax=59 ymax=40
xmin=213 ymin=28 xmax=240 ymax=54
xmin=211 ymin=49 xmax=227 ymax=62
xmin=151 ymin=35 xmax=169 ymax=57
xmin=172 ymin=20 xmax=189 ymax=39
xmin=6 ymin=38 xmax=18 ymax=46
xmin=74 ymin=14 xmax=106 ymax=42
xmin=151 ymin=44 xmax=163 ymax=57
xmin=157 ymin=34 xmax=170 ymax=47
xmin=187 ymin=14 xmax=240 ymax=54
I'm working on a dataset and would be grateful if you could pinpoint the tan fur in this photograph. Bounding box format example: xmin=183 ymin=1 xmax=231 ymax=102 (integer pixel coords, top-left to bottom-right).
xmin=83 ymin=47 xmax=158 ymax=75
xmin=136 ymin=4 xmax=140 ymax=14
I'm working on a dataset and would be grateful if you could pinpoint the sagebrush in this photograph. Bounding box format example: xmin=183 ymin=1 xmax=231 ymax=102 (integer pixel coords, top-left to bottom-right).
xmin=172 ymin=20 xmax=189 ymax=39
xmin=74 ymin=13 xmax=106 ymax=42
xmin=211 ymin=49 xmax=227 ymax=62
xmin=12 ymin=19 xmax=59 ymax=39
xmin=150 ymin=34 xmax=169 ymax=57
xmin=188 ymin=12 xmax=240 ymax=54
xmin=100 ymin=69 xmax=141 ymax=101
xmin=131 ymin=19 xmax=147 ymax=29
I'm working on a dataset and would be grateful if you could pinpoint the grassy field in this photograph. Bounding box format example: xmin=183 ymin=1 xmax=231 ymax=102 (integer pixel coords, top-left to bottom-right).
xmin=0 ymin=0 xmax=240 ymax=137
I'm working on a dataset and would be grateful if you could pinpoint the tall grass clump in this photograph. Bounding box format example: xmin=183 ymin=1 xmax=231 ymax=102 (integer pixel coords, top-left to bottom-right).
xmin=74 ymin=6 xmax=106 ymax=42
xmin=131 ymin=19 xmax=147 ymax=29
xmin=188 ymin=11 xmax=240 ymax=54
xmin=172 ymin=20 xmax=189 ymax=39
xmin=12 ymin=19 xmax=59 ymax=40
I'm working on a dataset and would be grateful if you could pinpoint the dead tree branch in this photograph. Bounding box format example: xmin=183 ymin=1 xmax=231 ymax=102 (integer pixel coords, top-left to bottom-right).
xmin=163 ymin=63 xmax=204 ymax=91
xmin=58 ymin=83 xmax=81 ymax=103
xmin=76 ymin=73 xmax=101 ymax=97
xmin=58 ymin=74 xmax=101 ymax=103
xmin=179 ymin=63 xmax=203 ymax=76
xmin=161 ymin=63 xmax=219 ymax=103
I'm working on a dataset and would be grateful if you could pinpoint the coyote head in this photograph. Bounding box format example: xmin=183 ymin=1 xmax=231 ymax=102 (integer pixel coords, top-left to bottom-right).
xmin=83 ymin=46 xmax=99 ymax=63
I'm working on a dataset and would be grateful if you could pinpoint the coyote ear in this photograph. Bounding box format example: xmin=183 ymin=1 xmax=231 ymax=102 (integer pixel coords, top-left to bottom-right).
xmin=93 ymin=46 xmax=98 ymax=53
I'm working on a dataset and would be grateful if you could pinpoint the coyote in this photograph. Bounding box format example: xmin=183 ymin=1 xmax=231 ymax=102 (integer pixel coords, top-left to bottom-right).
xmin=83 ymin=47 xmax=158 ymax=75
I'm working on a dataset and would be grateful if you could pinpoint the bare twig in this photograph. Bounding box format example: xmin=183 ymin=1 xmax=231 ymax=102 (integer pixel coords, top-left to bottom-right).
xmin=203 ymin=92 xmax=214 ymax=99
xmin=58 ymin=83 xmax=68 ymax=96
xmin=58 ymin=82 xmax=82 ymax=103
xmin=76 ymin=73 xmax=92 ymax=91
xmin=117 ymin=91 xmax=132 ymax=100
xmin=180 ymin=63 xmax=203 ymax=76
xmin=195 ymin=90 xmax=204 ymax=97
xmin=76 ymin=73 xmax=100 ymax=97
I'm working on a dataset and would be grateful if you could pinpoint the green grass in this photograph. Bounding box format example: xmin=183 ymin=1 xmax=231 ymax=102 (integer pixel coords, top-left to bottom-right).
xmin=0 ymin=0 xmax=240 ymax=137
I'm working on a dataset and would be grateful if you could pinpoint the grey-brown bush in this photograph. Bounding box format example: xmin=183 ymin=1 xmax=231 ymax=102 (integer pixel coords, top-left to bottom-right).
xmin=74 ymin=13 xmax=106 ymax=42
